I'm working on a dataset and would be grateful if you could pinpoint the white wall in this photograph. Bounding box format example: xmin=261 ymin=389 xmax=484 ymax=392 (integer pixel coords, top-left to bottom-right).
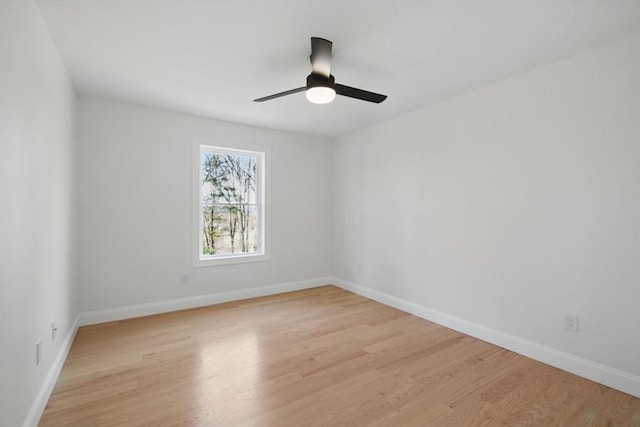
xmin=334 ymin=36 xmax=640 ymax=378
xmin=0 ymin=2 xmax=78 ymax=426
xmin=77 ymin=97 xmax=333 ymax=311
xmin=1 ymin=7 xmax=636 ymax=423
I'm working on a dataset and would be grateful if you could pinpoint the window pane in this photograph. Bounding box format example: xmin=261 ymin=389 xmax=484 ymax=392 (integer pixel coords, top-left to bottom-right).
xmin=201 ymin=152 xmax=257 ymax=205
xmin=202 ymin=204 xmax=259 ymax=256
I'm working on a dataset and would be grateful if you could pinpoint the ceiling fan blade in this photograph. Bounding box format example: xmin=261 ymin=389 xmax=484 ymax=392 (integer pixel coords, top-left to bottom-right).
xmin=253 ymin=87 xmax=306 ymax=102
xmin=310 ymin=37 xmax=332 ymax=78
xmin=335 ymin=84 xmax=387 ymax=103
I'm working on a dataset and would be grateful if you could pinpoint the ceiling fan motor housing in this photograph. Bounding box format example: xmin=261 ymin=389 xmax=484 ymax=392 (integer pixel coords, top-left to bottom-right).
xmin=307 ymin=73 xmax=335 ymax=90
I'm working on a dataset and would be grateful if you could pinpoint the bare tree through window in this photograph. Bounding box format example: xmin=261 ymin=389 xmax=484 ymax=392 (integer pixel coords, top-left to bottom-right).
xmin=200 ymin=148 xmax=260 ymax=257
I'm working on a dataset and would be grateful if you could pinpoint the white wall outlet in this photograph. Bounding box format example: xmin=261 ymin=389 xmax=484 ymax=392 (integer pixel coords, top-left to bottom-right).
xmin=565 ymin=314 xmax=579 ymax=332
xmin=180 ymin=273 xmax=191 ymax=286
xmin=356 ymin=264 xmax=362 ymax=274
xmin=51 ymin=322 xmax=58 ymax=340
xmin=36 ymin=341 xmax=41 ymax=365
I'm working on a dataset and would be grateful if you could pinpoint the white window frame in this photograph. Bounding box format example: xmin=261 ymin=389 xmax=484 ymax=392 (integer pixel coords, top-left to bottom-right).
xmin=193 ymin=137 xmax=270 ymax=267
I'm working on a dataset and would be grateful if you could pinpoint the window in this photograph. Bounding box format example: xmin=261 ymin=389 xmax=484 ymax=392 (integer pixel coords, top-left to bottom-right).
xmin=193 ymin=139 xmax=268 ymax=266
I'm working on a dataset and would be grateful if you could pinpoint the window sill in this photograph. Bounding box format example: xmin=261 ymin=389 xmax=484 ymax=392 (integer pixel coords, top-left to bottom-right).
xmin=193 ymin=252 xmax=270 ymax=268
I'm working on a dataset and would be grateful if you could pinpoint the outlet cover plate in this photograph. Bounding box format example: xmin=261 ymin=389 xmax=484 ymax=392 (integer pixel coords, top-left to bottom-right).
xmin=565 ymin=314 xmax=579 ymax=332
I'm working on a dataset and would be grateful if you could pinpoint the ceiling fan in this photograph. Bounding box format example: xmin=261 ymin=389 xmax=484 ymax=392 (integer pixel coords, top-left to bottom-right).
xmin=254 ymin=37 xmax=387 ymax=105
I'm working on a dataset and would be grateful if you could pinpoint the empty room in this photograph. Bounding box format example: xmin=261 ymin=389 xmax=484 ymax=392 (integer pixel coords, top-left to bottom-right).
xmin=1 ymin=0 xmax=639 ymax=426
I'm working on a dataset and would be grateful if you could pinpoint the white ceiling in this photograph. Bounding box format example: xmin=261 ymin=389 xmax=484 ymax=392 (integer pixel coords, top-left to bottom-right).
xmin=36 ymin=0 xmax=639 ymax=139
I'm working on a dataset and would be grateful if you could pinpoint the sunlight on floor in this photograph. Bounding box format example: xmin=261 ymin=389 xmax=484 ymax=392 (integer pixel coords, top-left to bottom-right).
xmin=196 ymin=331 xmax=261 ymax=421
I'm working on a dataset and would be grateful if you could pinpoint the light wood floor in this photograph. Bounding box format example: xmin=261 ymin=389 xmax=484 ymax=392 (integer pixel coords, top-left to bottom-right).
xmin=40 ymin=286 xmax=639 ymax=426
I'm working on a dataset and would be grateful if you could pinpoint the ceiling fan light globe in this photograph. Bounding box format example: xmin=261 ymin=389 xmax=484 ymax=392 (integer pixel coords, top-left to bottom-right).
xmin=306 ymin=86 xmax=336 ymax=104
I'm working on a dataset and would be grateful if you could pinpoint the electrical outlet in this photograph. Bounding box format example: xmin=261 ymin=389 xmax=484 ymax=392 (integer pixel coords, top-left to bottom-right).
xmin=36 ymin=341 xmax=41 ymax=365
xmin=51 ymin=322 xmax=58 ymax=340
xmin=180 ymin=273 xmax=191 ymax=286
xmin=565 ymin=314 xmax=579 ymax=332
xmin=356 ymin=264 xmax=362 ymax=274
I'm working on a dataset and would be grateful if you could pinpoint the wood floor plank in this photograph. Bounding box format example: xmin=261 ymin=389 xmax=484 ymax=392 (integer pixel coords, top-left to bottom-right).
xmin=39 ymin=286 xmax=640 ymax=426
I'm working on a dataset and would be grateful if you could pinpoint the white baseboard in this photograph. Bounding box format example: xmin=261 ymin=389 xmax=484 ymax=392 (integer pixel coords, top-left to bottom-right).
xmin=22 ymin=316 xmax=79 ymax=427
xmin=78 ymin=277 xmax=333 ymax=326
xmin=333 ymin=277 xmax=640 ymax=398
